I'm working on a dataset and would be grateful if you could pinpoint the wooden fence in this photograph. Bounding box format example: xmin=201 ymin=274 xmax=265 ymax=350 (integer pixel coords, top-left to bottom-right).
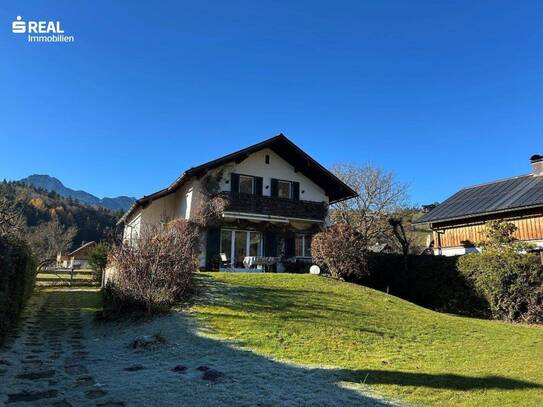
xmin=36 ymin=268 xmax=100 ymax=287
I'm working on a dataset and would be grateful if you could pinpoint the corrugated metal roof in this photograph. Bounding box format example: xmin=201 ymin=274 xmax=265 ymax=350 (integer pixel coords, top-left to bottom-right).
xmin=417 ymin=174 xmax=543 ymax=224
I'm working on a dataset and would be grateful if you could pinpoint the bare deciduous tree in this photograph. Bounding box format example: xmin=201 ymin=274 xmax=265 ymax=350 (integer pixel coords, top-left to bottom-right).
xmin=27 ymin=220 xmax=77 ymax=264
xmin=389 ymin=217 xmax=410 ymax=257
xmin=330 ymin=163 xmax=409 ymax=245
xmin=0 ymin=197 xmax=24 ymax=238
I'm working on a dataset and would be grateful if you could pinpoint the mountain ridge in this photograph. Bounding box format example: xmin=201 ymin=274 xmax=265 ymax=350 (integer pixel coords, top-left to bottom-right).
xmin=20 ymin=174 xmax=135 ymax=212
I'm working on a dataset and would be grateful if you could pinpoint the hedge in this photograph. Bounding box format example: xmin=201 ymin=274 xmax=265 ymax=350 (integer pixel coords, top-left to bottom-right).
xmin=356 ymin=253 xmax=489 ymax=317
xmin=0 ymin=235 xmax=36 ymax=341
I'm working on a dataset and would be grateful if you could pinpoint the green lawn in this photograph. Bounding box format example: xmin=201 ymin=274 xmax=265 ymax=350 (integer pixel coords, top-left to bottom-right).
xmin=192 ymin=273 xmax=543 ymax=406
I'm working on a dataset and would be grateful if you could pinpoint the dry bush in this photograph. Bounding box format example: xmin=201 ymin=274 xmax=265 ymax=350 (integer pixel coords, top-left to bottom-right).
xmin=311 ymin=224 xmax=368 ymax=280
xmin=0 ymin=197 xmax=24 ymax=239
xmin=107 ymin=219 xmax=201 ymax=316
xmin=193 ymin=192 xmax=228 ymax=227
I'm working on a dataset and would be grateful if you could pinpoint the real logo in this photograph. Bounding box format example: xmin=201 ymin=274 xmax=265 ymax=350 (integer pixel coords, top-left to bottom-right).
xmin=11 ymin=15 xmax=74 ymax=43
xmin=12 ymin=16 xmax=25 ymax=33
xmin=12 ymin=16 xmax=65 ymax=34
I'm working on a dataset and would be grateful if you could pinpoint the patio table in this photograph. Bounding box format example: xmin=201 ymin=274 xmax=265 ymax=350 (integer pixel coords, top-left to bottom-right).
xmin=243 ymin=256 xmax=279 ymax=270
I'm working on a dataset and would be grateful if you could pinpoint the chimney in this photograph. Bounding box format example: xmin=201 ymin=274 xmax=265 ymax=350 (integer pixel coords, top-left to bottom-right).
xmin=530 ymin=155 xmax=543 ymax=176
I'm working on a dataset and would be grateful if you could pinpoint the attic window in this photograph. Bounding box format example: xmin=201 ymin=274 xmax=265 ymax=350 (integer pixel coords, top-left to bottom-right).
xmin=265 ymin=154 xmax=270 ymax=164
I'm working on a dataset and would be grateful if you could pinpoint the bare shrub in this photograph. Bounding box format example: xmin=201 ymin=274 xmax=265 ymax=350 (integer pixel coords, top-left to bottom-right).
xmin=311 ymin=224 xmax=368 ymax=280
xmin=107 ymin=219 xmax=201 ymax=315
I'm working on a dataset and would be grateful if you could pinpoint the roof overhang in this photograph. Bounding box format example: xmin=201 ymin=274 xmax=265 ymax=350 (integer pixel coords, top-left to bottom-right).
xmin=416 ymin=204 xmax=543 ymax=227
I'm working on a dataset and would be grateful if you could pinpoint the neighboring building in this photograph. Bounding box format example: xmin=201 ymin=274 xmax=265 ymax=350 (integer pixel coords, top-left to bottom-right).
xmin=421 ymin=204 xmax=437 ymax=213
xmin=368 ymin=243 xmax=394 ymax=254
xmin=118 ymin=134 xmax=357 ymax=271
xmin=57 ymin=241 xmax=97 ymax=269
xmin=417 ymin=155 xmax=543 ymax=256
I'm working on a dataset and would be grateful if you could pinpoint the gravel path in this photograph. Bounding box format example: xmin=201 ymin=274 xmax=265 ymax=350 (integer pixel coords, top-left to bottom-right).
xmin=0 ymin=289 xmax=123 ymax=407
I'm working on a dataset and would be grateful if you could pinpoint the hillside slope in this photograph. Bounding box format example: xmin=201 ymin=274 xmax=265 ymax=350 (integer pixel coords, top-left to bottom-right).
xmin=193 ymin=273 xmax=543 ymax=406
xmin=0 ymin=180 xmax=119 ymax=250
xmin=20 ymin=174 xmax=135 ymax=211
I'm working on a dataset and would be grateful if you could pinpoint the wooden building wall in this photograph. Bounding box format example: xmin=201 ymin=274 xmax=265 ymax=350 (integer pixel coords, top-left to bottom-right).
xmin=433 ymin=214 xmax=543 ymax=248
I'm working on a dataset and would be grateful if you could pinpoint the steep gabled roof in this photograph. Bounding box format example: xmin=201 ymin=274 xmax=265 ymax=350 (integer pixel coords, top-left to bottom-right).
xmin=119 ymin=134 xmax=357 ymax=224
xmin=417 ymin=174 xmax=543 ymax=224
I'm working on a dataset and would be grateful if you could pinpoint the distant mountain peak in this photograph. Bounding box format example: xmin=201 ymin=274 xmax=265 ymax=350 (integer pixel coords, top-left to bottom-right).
xmin=20 ymin=174 xmax=136 ymax=212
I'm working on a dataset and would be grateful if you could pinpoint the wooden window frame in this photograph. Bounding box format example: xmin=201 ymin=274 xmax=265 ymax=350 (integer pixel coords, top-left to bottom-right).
xmin=276 ymin=180 xmax=292 ymax=199
xmin=238 ymin=174 xmax=255 ymax=194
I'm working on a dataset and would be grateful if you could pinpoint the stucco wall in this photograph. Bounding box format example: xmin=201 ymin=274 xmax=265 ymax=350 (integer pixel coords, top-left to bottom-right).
xmin=217 ymin=148 xmax=328 ymax=203
xmin=123 ymin=211 xmax=142 ymax=242
xmin=141 ymin=192 xmax=178 ymax=225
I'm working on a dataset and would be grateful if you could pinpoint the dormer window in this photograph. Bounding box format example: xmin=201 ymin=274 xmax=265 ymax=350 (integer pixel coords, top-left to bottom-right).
xmin=239 ymin=175 xmax=254 ymax=194
xmin=277 ymin=180 xmax=291 ymax=199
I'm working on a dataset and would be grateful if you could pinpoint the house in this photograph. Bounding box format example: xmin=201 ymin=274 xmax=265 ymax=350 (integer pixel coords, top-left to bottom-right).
xmin=417 ymin=155 xmax=543 ymax=256
xmin=56 ymin=241 xmax=96 ymax=269
xmin=118 ymin=134 xmax=357 ymax=271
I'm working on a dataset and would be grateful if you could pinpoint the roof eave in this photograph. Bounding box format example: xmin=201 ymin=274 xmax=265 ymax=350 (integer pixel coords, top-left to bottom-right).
xmin=417 ymin=203 xmax=543 ymax=226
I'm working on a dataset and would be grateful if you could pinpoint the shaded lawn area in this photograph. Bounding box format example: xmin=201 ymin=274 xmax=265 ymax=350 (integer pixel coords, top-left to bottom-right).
xmin=192 ymin=273 xmax=543 ymax=406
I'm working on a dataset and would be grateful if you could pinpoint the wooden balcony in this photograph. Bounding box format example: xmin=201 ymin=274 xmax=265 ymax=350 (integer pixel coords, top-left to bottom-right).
xmin=218 ymin=192 xmax=327 ymax=222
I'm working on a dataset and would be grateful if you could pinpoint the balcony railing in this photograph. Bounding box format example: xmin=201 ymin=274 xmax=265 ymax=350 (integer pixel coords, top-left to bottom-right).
xmin=218 ymin=192 xmax=327 ymax=222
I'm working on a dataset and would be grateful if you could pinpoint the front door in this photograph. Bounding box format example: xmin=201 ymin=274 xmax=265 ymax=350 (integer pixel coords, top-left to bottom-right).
xmin=220 ymin=229 xmax=263 ymax=270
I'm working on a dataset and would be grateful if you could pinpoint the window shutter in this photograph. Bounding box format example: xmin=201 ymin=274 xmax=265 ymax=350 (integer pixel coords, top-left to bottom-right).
xmin=255 ymin=177 xmax=263 ymax=196
xmin=284 ymin=232 xmax=295 ymax=257
xmin=205 ymin=227 xmax=220 ymax=270
xmin=263 ymin=232 xmax=277 ymax=256
xmin=292 ymin=182 xmax=300 ymax=200
xmin=270 ymin=178 xmax=278 ymax=197
xmin=230 ymin=173 xmax=240 ymax=193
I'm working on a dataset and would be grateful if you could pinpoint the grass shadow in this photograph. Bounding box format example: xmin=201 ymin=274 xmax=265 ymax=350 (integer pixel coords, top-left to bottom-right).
xmin=343 ymin=369 xmax=543 ymax=391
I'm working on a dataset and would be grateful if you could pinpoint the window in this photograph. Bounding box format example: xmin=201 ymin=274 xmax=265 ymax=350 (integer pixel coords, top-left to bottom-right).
xmin=277 ymin=180 xmax=291 ymax=199
xmin=220 ymin=230 xmax=232 ymax=261
xmin=295 ymin=234 xmax=312 ymax=257
xmin=220 ymin=229 xmax=262 ymax=269
xmin=239 ymin=175 xmax=254 ymax=194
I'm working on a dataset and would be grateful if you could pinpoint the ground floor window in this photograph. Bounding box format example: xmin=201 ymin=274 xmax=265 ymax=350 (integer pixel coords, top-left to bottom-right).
xmin=295 ymin=234 xmax=312 ymax=257
xmin=220 ymin=229 xmax=263 ymax=268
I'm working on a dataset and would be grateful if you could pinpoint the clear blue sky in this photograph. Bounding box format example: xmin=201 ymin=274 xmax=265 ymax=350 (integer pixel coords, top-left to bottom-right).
xmin=1 ymin=1 xmax=542 ymax=205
